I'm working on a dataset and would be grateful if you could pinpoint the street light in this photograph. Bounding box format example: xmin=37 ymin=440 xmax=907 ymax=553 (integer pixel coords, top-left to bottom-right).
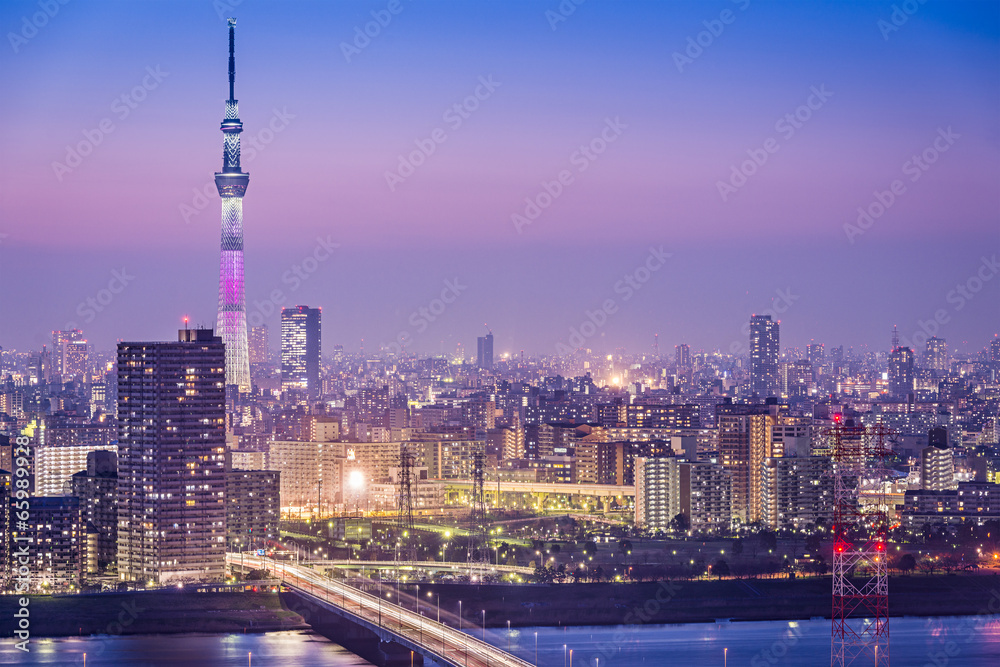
xmin=482 ymin=610 xmax=486 ymax=641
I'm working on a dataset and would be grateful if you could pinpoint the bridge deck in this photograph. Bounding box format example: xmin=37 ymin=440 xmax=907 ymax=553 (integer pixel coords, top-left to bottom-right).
xmin=228 ymin=554 xmax=533 ymax=667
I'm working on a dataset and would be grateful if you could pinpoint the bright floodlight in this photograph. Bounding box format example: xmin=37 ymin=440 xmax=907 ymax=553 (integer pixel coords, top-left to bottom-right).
xmin=348 ymin=469 xmax=365 ymax=491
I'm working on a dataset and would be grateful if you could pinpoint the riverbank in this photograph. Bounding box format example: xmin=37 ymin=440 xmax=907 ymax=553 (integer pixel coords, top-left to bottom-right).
xmin=0 ymin=590 xmax=308 ymax=637
xmin=4 ymin=574 xmax=998 ymax=638
xmin=415 ymin=573 xmax=1000 ymax=628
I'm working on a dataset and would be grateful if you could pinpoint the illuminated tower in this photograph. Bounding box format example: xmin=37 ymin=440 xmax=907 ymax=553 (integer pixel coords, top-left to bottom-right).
xmin=749 ymin=314 xmax=779 ymax=398
xmin=215 ymin=18 xmax=251 ymax=392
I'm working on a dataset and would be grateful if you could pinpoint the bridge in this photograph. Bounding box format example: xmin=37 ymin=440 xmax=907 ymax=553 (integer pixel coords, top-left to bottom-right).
xmin=310 ymin=559 xmax=534 ymax=577
xmin=228 ymin=553 xmax=533 ymax=667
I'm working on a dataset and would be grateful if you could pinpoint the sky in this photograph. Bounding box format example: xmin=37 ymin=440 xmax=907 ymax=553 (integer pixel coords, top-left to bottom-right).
xmin=0 ymin=0 xmax=998 ymax=358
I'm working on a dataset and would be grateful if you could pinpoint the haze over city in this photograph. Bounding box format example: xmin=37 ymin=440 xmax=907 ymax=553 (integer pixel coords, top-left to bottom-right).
xmin=1 ymin=0 xmax=997 ymax=356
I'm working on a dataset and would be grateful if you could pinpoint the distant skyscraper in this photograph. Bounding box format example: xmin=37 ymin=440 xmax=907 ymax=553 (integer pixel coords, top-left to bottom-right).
xmin=749 ymin=315 xmax=779 ymax=398
xmin=888 ymin=346 xmax=915 ymax=400
xmin=281 ymin=306 xmax=321 ymax=398
xmin=249 ymin=324 xmax=269 ymax=364
xmin=925 ymin=337 xmax=948 ymax=372
xmin=675 ymin=343 xmax=691 ymax=369
xmin=214 ymin=18 xmax=251 ymax=392
xmin=807 ymin=342 xmax=825 ymax=367
xmin=116 ymin=329 xmax=227 ymax=584
xmin=477 ymin=331 xmax=494 ymax=370
xmin=51 ymin=329 xmax=84 ymax=380
xmin=64 ymin=340 xmax=88 ymax=381
xmin=991 ymin=337 xmax=1000 ymax=363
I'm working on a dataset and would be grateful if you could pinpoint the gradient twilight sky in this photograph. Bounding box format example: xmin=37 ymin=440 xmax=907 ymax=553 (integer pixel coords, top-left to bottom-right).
xmin=0 ymin=0 xmax=998 ymax=358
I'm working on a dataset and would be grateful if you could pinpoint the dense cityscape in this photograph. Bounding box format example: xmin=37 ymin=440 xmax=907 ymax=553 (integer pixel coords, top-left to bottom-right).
xmin=2 ymin=1 xmax=998 ymax=666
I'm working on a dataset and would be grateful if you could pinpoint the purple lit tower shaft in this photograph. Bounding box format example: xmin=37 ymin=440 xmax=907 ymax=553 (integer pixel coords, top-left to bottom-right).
xmin=215 ymin=18 xmax=251 ymax=392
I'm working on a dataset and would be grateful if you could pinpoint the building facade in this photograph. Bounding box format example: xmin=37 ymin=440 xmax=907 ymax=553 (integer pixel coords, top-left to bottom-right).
xmin=116 ymin=329 xmax=227 ymax=584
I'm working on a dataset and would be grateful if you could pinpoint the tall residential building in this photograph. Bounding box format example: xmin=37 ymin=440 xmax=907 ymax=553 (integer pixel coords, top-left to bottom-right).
xmin=226 ymin=468 xmax=280 ymax=551
xmin=889 ymin=346 xmax=915 ymax=400
xmin=635 ymin=457 xmax=732 ymax=533
xmin=281 ymin=306 xmax=322 ymax=398
xmin=760 ymin=455 xmax=833 ymax=531
xmin=477 ymin=331 xmax=494 ymax=370
xmin=249 ymin=325 xmax=269 ymax=364
xmin=749 ymin=315 xmax=779 ymax=398
xmin=675 ymin=343 xmax=691 ymax=369
xmin=20 ymin=497 xmax=82 ymax=590
xmin=921 ymin=427 xmax=956 ymax=491
xmin=925 ymin=337 xmax=948 ymax=373
xmin=215 ymin=18 xmax=251 ymax=392
xmin=70 ymin=451 xmax=118 ymax=573
xmin=116 ymin=329 xmax=227 ymax=584
xmin=716 ymin=402 xmax=783 ymax=524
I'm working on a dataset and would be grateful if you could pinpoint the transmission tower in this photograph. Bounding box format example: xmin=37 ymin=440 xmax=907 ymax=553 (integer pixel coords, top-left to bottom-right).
xmin=827 ymin=418 xmax=894 ymax=667
xmin=468 ymin=449 xmax=490 ymax=570
xmin=395 ymin=444 xmax=415 ymax=561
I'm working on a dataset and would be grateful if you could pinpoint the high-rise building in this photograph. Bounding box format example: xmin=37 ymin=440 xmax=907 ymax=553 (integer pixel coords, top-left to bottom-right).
xmin=477 ymin=331 xmax=494 ymax=370
xmin=991 ymin=337 xmax=1000 ymax=364
xmin=635 ymin=456 xmax=732 ymax=533
xmin=888 ymin=346 xmax=915 ymax=400
xmin=51 ymin=329 xmax=85 ymax=380
xmin=760 ymin=455 xmax=833 ymax=531
xmin=70 ymin=451 xmax=118 ymax=573
xmin=921 ymin=427 xmax=955 ymax=491
xmin=226 ymin=468 xmax=280 ymax=552
xmin=281 ymin=306 xmax=322 ymax=398
xmin=716 ymin=401 xmax=784 ymax=523
xmin=116 ymin=329 xmax=227 ymax=584
xmin=249 ymin=325 xmax=269 ymax=364
xmin=749 ymin=315 xmax=779 ymax=398
xmin=925 ymin=337 xmax=948 ymax=373
xmin=675 ymin=343 xmax=691 ymax=369
xmin=215 ymin=18 xmax=251 ymax=392
xmin=807 ymin=342 xmax=825 ymax=368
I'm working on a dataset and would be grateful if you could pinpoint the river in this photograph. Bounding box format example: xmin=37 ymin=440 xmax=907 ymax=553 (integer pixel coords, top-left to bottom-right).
xmin=2 ymin=616 xmax=999 ymax=665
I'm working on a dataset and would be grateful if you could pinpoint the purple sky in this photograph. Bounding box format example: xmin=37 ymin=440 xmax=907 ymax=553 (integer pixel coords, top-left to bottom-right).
xmin=0 ymin=1 xmax=997 ymax=357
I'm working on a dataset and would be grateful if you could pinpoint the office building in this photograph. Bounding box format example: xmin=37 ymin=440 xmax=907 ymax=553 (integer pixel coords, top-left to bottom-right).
xmin=249 ymin=325 xmax=269 ymax=364
xmin=281 ymin=306 xmax=322 ymax=398
xmin=925 ymin=337 xmax=948 ymax=373
xmin=477 ymin=331 xmax=494 ymax=370
xmin=889 ymin=346 xmax=915 ymax=400
xmin=116 ymin=329 xmax=227 ymax=584
xmin=749 ymin=315 xmax=779 ymax=398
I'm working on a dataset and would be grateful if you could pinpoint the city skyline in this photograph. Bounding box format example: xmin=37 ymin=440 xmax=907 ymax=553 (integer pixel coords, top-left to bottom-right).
xmin=1 ymin=1 xmax=997 ymax=356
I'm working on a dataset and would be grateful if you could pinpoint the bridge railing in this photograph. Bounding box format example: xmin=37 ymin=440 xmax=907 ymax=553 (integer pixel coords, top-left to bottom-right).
xmin=228 ymin=553 xmax=533 ymax=667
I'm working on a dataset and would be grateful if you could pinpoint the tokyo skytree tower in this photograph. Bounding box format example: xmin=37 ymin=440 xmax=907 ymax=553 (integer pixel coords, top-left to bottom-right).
xmin=215 ymin=18 xmax=251 ymax=392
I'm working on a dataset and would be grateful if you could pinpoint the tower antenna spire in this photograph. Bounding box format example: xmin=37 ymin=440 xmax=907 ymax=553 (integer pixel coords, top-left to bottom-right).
xmin=227 ymin=18 xmax=236 ymax=102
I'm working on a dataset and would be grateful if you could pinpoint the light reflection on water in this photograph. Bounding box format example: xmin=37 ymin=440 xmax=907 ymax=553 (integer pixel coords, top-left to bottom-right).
xmin=2 ymin=617 xmax=1000 ymax=666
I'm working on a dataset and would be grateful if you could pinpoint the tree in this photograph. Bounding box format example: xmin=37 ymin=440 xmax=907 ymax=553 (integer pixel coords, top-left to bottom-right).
xmin=670 ymin=512 xmax=690 ymax=534
xmin=618 ymin=539 xmax=633 ymax=555
xmin=806 ymin=533 xmax=822 ymax=553
xmin=897 ymin=553 xmax=917 ymax=575
xmin=582 ymin=541 xmax=598 ymax=556
xmin=732 ymin=538 xmax=744 ymax=556
xmin=713 ymin=559 xmax=730 ymax=579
